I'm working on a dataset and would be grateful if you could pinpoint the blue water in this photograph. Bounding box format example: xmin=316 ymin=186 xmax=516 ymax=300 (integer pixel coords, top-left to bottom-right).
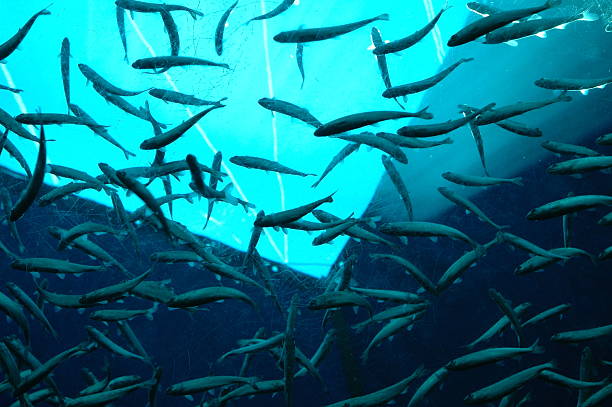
xmin=1 ymin=0 xmax=612 ymax=406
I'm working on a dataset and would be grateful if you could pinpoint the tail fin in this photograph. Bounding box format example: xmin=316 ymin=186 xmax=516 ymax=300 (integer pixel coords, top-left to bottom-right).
xmin=377 ymin=13 xmax=390 ymax=21
xmin=511 ymin=177 xmax=524 ymax=186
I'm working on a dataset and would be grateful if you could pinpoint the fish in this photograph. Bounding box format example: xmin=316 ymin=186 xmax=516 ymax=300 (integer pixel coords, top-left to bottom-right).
xmin=9 ymin=127 xmax=46 ymax=221
xmin=496 ymin=119 xmax=543 ymax=137
xmin=140 ymin=105 xmax=224 ymax=149
xmin=380 ymin=221 xmax=478 ymax=247
xmin=599 ymin=211 xmax=612 ymax=225
xmin=377 ymin=133 xmax=454 ymax=148
xmin=89 ymin=306 xmax=158 ymax=322
xmin=466 ymin=1 xmax=503 ymax=17
xmin=551 ymin=324 xmax=612 ymax=343
xmin=160 ymin=10 xmax=179 ymax=56
xmin=249 ymin=0 xmax=296 ymax=23
xmin=167 ymin=287 xmax=256 ymax=309
xmin=205 ymin=151 xmax=223 ymax=229
xmin=446 ymin=340 xmax=543 ymax=370
xmin=86 ymin=325 xmax=147 ymax=361
xmin=166 ymin=376 xmax=257 ymax=396
xmin=397 ymin=103 xmax=495 ymax=138
xmin=11 ymin=257 xmax=105 ymax=276
xmin=130 ymin=280 xmax=175 ymax=305
xmin=57 ymin=222 xmax=119 ymax=250
xmin=69 ymin=103 xmax=136 ymax=159
xmin=284 ymin=294 xmax=298 ymax=407
xmin=274 ymin=14 xmax=389 ymax=43
xmin=93 ymin=85 xmax=165 ymax=128
xmin=254 ymin=193 xmax=334 ymax=227
xmin=115 ymin=170 xmax=173 ymax=239
xmin=407 ymin=367 xmax=450 ymax=407
xmin=515 ymin=248 xmax=593 ymax=274
xmin=0 ymin=290 xmax=30 ymax=344
xmin=472 ymin=92 xmax=572 ymax=125
xmin=314 ymin=108 xmax=433 ymax=137
xmin=218 ymin=333 xmax=285 ymax=361
xmin=521 ymin=303 xmax=572 ymax=327
xmin=0 ymin=7 xmax=51 ymax=61
xmin=345 ymin=286 xmax=423 ymax=304
xmin=38 ymin=181 xmax=103 ymax=207
xmin=373 ymin=5 xmax=448 ymax=54
xmin=296 ymin=43 xmax=305 ymax=88
xmin=115 ymin=0 xmax=203 ymax=19
xmin=79 ymin=270 xmax=152 ymax=305
xmin=78 ymin=64 xmax=150 ymax=96
xmin=46 ymin=164 xmax=108 ymax=189
xmin=336 ymin=132 xmax=408 ymax=163
xmin=65 ymin=380 xmax=154 ymax=407
xmin=2 ymin=137 xmax=32 ymax=177
xmin=15 ymin=112 xmax=107 ymax=127
xmin=308 ymin=291 xmax=372 ymax=314
xmin=464 ymin=110 xmax=489 ymax=175
xmin=465 ymin=303 xmax=532 ymax=349
xmin=60 ymin=38 xmax=71 ymax=112
xmin=596 ymin=133 xmax=612 ymax=145
xmin=230 ymin=155 xmax=316 ymax=176
xmin=383 ymin=58 xmax=474 ymax=98
xmin=312 ymin=217 xmax=360 ymax=245
xmin=527 ymin=195 xmax=612 ymax=220
xmin=14 ymin=343 xmax=92 ymax=397
xmin=448 ymin=0 xmax=560 ymax=46
xmin=371 ymin=253 xmax=436 ymax=295
xmin=132 ymin=56 xmax=229 ymax=73
xmin=0 ymin=84 xmax=23 ymax=93
xmin=438 ymin=187 xmax=506 ymax=229
xmin=361 ymin=316 xmax=417 ymax=363
xmin=535 ymin=75 xmax=612 ymax=94
xmin=442 ymin=171 xmax=523 ymax=187
xmin=215 ymin=0 xmax=238 ymax=56
xmin=258 ymin=98 xmax=322 ymax=127
xmin=313 ymin=209 xmax=396 ymax=247
xmin=541 ymin=140 xmax=600 ymax=157
xmin=436 ymin=243 xmax=492 ymax=293
xmin=547 ymin=156 xmax=612 ymax=175
xmin=0 ymin=107 xmax=39 ymax=142
xmin=464 ymin=362 xmax=555 ymax=403
xmin=5 ymin=282 xmax=57 ymax=339
xmin=116 ymin=5 xmax=128 ymax=61
xmin=540 ymin=370 xmax=608 ymax=390
xmin=217 ymin=379 xmax=284 ymax=404
xmin=496 ymin=231 xmax=567 ymax=259
xmin=488 ymin=289 xmax=525 ymax=346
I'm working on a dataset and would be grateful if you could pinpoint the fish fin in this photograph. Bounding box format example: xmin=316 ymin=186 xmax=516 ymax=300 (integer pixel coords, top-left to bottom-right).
xmin=535 ymin=31 xmax=547 ymax=38
xmin=580 ymin=12 xmax=599 ymax=21
xmin=505 ymin=40 xmax=519 ymax=47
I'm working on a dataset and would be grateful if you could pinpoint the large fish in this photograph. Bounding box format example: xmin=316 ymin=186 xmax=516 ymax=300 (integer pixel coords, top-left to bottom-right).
xmin=314 ymin=108 xmax=432 ymax=137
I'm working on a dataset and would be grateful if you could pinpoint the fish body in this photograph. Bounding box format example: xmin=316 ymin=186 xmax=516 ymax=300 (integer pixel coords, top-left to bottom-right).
xmin=216 ymin=0 xmax=239 ymax=55
xmin=541 ymin=140 xmax=600 ymax=157
xmin=308 ymin=291 xmax=372 ymax=314
xmin=596 ymin=133 xmax=612 ymax=145
xmin=496 ymin=119 xmax=543 ymax=137
xmin=258 ymin=98 xmax=322 ymax=127
xmin=296 ymin=43 xmax=305 ymax=88
xmin=474 ymin=93 xmax=571 ymax=125
xmin=116 ymin=6 xmax=128 ymax=61
xmin=439 ymin=187 xmax=505 ymax=229
xmin=0 ymin=108 xmax=38 ymax=142
xmin=436 ymin=244 xmax=489 ymax=293
xmin=61 ymin=38 xmax=71 ymax=111
xmin=380 ymin=221 xmax=478 ymax=246
xmin=230 ymin=155 xmax=315 ymax=176
xmin=160 ymin=10 xmax=179 ymax=56
xmin=0 ymin=7 xmax=51 ymax=61
xmin=315 ymin=109 xmax=433 ymax=137
xmin=448 ymin=0 xmax=559 ymax=46
xmin=535 ymin=76 xmax=612 ymax=92
xmin=78 ymin=64 xmax=149 ymax=96
xmin=0 ymin=290 xmax=30 ymax=344
xmin=442 ymin=171 xmax=523 ymax=187
xmin=337 ymin=132 xmax=408 ymax=163
xmin=521 ymin=303 xmax=572 ymax=327
xmin=5 ymin=282 xmax=57 ymax=338
xmin=255 ymin=194 xmax=334 ymax=227
xmin=79 ymin=270 xmax=151 ymax=305
xmin=383 ymin=59 xmax=473 ymax=98
xmin=547 ymin=156 xmax=612 ymax=175
xmin=515 ymin=248 xmax=592 ymax=274
xmin=446 ymin=341 xmax=542 ymax=370
xmin=551 ymin=324 xmax=612 ymax=342
xmin=167 ymin=287 xmax=256 ymax=308
xmin=397 ymin=103 xmax=494 ymax=138
xmin=167 ymin=376 xmax=256 ymax=396
xmin=527 ymin=195 xmax=612 ymax=220
xmin=362 ymin=316 xmax=416 ymax=363
xmin=132 ymin=56 xmax=229 ymax=72
xmin=274 ymin=14 xmax=389 ymax=43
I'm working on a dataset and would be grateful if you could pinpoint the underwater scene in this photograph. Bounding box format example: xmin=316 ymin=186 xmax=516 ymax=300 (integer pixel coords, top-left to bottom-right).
xmin=1 ymin=0 xmax=612 ymax=406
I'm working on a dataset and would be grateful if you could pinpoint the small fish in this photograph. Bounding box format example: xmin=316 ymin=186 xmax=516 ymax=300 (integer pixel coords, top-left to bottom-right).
xmin=0 ymin=84 xmax=23 ymax=93
xmin=465 ymin=303 xmax=531 ymax=349
xmin=436 ymin=243 xmax=491 ymax=293
xmin=337 ymin=132 xmax=407 ymax=163
xmin=9 ymin=127 xmax=46 ymax=221
xmin=140 ymin=105 xmax=224 ymax=150
xmin=274 ymin=14 xmax=389 ymax=43
xmin=383 ymin=58 xmax=474 ymax=98
xmin=442 ymin=171 xmax=523 ymax=187
xmin=87 ymin=325 xmax=146 ymax=361
xmin=373 ymin=5 xmax=448 ymax=54
xmin=496 ymin=119 xmax=543 ymax=137
xmin=596 ymin=133 xmax=612 ymax=145
xmin=218 ymin=379 xmax=284 ymax=405
xmin=79 ymin=270 xmax=152 ymax=305
xmin=115 ymin=0 xmax=203 ymax=19
xmin=11 ymin=257 xmax=105 ymax=275
xmin=521 ymin=303 xmax=572 ymax=327
xmin=535 ymin=75 xmax=612 ymax=94
xmin=448 ymin=0 xmax=560 ymax=46
xmin=215 ymin=0 xmax=238 ymax=56
xmin=284 ymin=295 xmax=298 ymax=407
xmin=116 ymin=5 xmax=128 ymax=62
xmin=0 ymin=107 xmax=39 ymax=142
xmin=92 ymin=85 xmax=165 ymax=128
xmin=547 ymin=156 xmax=612 ymax=175
xmin=446 ymin=341 xmax=543 ymax=370
xmin=309 ymin=291 xmax=372 ymax=315
xmin=0 ymin=290 xmax=30 ymax=344
xmin=488 ymin=289 xmax=524 ymax=346
xmin=466 ymin=2 xmax=503 ymax=17
xmin=312 ymin=216 xmax=359 ymax=245
xmin=397 ymin=103 xmax=494 ymax=138
xmin=258 ymin=98 xmax=322 ymax=128
xmin=313 ymin=144 xmax=360 ymax=188
xmin=438 ymin=187 xmax=506 ymax=229
xmin=464 ymin=362 xmax=555 ymax=403
xmin=255 ymin=193 xmax=334 ymax=227
xmin=497 ymin=231 xmax=567 ymax=259
xmin=541 ymin=140 xmax=600 ymax=157
xmin=5 ymin=282 xmax=57 ymax=339
xmin=90 ymin=305 xmax=157 ymax=322
xmin=167 ymin=287 xmax=256 ymax=309
xmin=296 ymin=43 xmax=305 ymax=88
xmin=380 ymin=221 xmax=478 ymax=247
xmin=407 ymin=367 xmax=450 ymax=407
xmin=371 ymin=253 xmax=436 ymax=295
xmin=160 ymin=10 xmax=179 ymax=56
xmin=78 ymin=64 xmax=150 ymax=96
xmin=205 ymin=151 xmax=223 ymax=229
xmin=57 ymin=222 xmax=119 ymax=250
xmin=551 ymin=324 xmax=612 ymax=343
xmin=473 ymin=92 xmax=572 ymax=125
xmin=0 ymin=7 xmax=51 ymax=61
xmin=515 ymin=247 xmax=592 ymax=275
xmin=315 ymin=108 xmax=432 ymax=137
xmin=166 ymin=376 xmax=257 ymax=396
xmin=60 ymin=38 xmax=71 ymax=111
xmin=230 ymin=155 xmax=316 ymax=177
xmin=15 ymin=113 xmax=106 ymax=128
xmin=485 ymin=12 xmax=599 ymax=45
xmin=249 ymin=0 xmax=296 ymax=23
xmin=132 ymin=56 xmax=229 ymax=73
xmin=218 ymin=333 xmax=285 ymax=361
xmin=362 ymin=315 xmax=416 ymax=363
xmin=381 ymin=156 xmax=413 ymax=220
xmin=527 ymin=195 xmax=612 ymax=220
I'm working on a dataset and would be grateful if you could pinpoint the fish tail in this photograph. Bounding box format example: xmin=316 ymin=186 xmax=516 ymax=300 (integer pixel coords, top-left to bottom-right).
xmin=511 ymin=177 xmax=524 ymax=186
xmin=377 ymin=13 xmax=390 ymax=21
xmin=579 ymin=12 xmax=599 ymax=22
xmin=416 ymin=106 xmax=434 ymax=120
xmin=557 ymin=91 xmax=572 ymax=102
